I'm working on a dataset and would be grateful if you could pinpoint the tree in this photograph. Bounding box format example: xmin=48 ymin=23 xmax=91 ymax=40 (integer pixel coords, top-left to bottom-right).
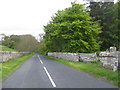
xmin=89 ymin=1 xmax=114 ymax=22
xmin=15 ymin=35 xmax=39 ymax=52
xmin=88 ymin=0 xmax=119 ymax=50
xmin=2 ymin=34 xmax=39 ymax=52
xmin=43 ymin=2 xmax=102 ymax=53
xmin=104 ymin=1 xmax=120 ymax=50
xmin=2 ymin=35 xmax=16 ymax=49
xmin=36 ymin=39 xmax=48 ymax=55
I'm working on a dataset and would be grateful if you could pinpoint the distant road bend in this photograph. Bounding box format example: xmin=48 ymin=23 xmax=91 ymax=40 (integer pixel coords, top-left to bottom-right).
xmin=3 ymin=54 xmax=117 ymax=88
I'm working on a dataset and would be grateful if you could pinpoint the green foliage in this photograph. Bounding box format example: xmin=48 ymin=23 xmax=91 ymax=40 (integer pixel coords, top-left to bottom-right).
xmin=36 ymin=39 xmax=48 ymax=55
xmin=2 ymin=34 xmax=39 ymax=52
xmin=2 ymin=54 xmax=33 ymax=79
xmin=104 ymin=1 xmax=120 ymax=50
xmin=89 ymin=1 xmax=119 ymax=50
xmin=0 ymin=45 xmax=15 ymax=51
xmin=2 ymin=38 xmax=15 ymax=49
xmin=15 ymin=35 xmax=39 ymax=52
xmin=43 ymin=2 xmax=102 ymax=53
xmin=2 ymin=35 xmax=20 ymax=49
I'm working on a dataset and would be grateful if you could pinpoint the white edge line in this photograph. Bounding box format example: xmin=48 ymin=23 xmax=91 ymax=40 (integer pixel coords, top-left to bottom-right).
xmin=43 ymin=66 xmax=56 ymax=88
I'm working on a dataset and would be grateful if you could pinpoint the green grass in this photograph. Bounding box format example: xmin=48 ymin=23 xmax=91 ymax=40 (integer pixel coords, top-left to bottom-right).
xmin=0 ymin=63 xmax=2 ymax=81
xmin=0 ymin=45 xmax=15 ymax=51
xmin=1 ymin=54 xmax=33 ymax=79
xmin=46 ymin=56 xmax=119 ymax=87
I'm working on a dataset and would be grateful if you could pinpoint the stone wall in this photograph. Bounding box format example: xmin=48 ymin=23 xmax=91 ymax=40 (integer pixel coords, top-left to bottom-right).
xmin=48 ymin=52 xmax=79 ymax=61
xmin=99 ymin=47 xmax=119 ymax=71
xmin=48 ymin=52 xmax=97 ymax=62
xmin=0 ymin=51 xmax=30 ymax=62
xmin=48 ymin=47 xmax=119 ymax=71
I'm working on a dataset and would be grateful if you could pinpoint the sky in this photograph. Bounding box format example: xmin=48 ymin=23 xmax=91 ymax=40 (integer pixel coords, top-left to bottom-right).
xmin=0 ymin=0 xmax=117 ymax=38
xmin=0 ymin=0 xmax=86 ymax=37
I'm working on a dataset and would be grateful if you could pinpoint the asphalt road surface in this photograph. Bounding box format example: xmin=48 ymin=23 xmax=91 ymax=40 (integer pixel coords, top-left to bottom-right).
xmin=2 ymin=54 xmax=117 ymax=88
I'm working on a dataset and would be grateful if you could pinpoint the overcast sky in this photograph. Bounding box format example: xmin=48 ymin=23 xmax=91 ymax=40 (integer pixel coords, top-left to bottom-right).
xmin=0 ymin=0 xmax=86 ymax=37
xmin=0 ymin=0 xmax=117 ymax=37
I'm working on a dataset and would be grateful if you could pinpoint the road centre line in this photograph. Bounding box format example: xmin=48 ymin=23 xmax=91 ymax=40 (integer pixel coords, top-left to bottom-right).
xmin=37 ymin=55 xmax=56 ymax=87
xmin=43 ymin=66 xmax=56 ymax=88
xmin=38 ymin=55 xmax=43 ymax=64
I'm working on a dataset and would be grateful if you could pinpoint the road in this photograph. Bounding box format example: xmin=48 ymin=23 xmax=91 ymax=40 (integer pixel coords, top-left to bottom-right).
xmin=2 ymin=54 xmax=117 ymax=88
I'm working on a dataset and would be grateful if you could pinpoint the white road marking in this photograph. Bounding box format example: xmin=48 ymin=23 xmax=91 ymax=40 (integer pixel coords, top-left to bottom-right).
xmin=43 ymin=66 xmax=56 ymax=88
xmin=37 ymin=55 xmax=56 ymax=87
xmin=38 ymin=55 xmax=43 ymax=64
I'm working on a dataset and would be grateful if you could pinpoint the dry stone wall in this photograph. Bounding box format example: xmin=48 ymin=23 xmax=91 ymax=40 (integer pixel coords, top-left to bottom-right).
xmin=99 ymin=47 xmax=119 ymax=71
xmin=0 ymin=51 xmax=30 ymax=62
xmin=48 ymin=47 xmax=119 ymax=71
xmin=48 ymin=52 xmax=97 ymax=62
xmin=48 ymin=52 xmax=79 ymax=61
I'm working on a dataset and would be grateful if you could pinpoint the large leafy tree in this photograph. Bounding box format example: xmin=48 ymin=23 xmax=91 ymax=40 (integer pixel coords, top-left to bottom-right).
xmin=43 ymin=2 xmax=102 ymax=53
xmin=2 ymin=35 xmax=17 ymax=49
xmin=104 ymin=1 xmax=120 ymax=50
xmin=15 ymin=35 xmax=39 ymax=52
xmin=2 ymin=34 xmax=39 ymax=52
xmin=89 ymin=1 xmax=114 ymax=22
xmin=88 ymin=0 xmax=119 ymax=50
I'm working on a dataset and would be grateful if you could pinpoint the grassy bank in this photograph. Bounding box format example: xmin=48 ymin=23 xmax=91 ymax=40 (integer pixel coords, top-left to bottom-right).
xmin=46 ymin=56 xmax=119 ymax=87
xmin=0 ymin=63 xmax=2 ymax=81
xmin=0 ymin=45 xmax=15 ymax=51
xmin=2 ymin=54 xmax=33 ymax=79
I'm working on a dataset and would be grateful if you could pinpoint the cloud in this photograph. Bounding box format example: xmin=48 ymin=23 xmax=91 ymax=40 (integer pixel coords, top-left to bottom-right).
xmin=0 ymin=0 xmax=85 ymax=36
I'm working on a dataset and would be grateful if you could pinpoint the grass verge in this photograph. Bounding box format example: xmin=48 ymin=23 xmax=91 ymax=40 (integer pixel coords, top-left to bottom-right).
xmin=0 ymin=45 xmax=15 ymax=51
xmin=2 ymin=54 xmax=33 ymax=79
xmin=46 ymin=56 xmax=119 ymax=87
xmin=0 ymin=63 xmax=2 ymax=81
